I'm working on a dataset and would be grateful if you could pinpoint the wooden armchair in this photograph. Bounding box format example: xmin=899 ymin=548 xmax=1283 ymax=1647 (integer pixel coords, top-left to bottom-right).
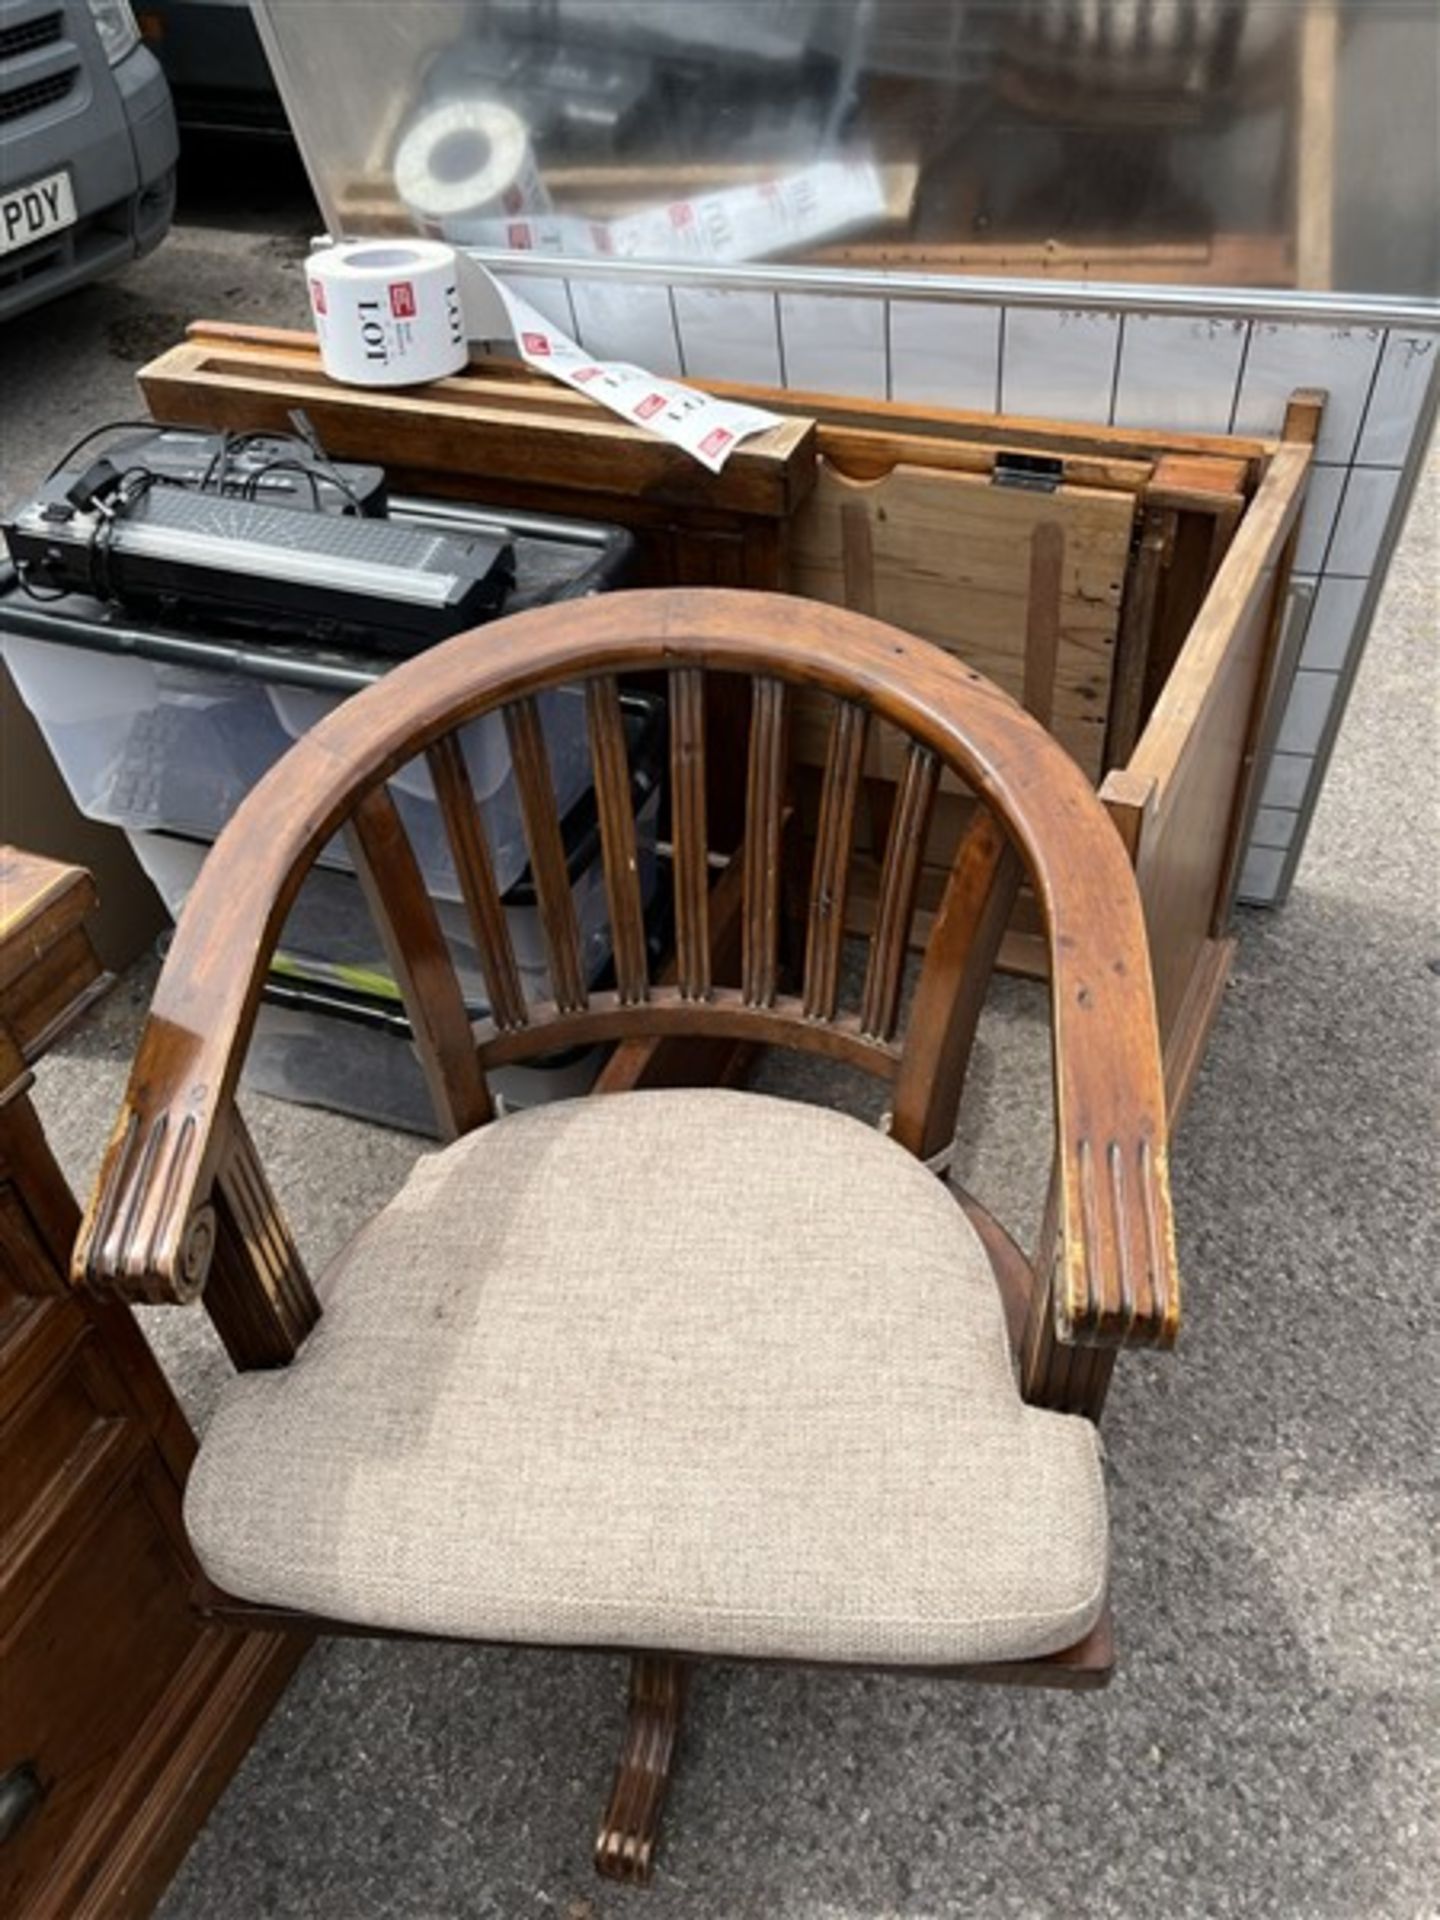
xmin=72 ymin=588 xmax=1179 ymax=1884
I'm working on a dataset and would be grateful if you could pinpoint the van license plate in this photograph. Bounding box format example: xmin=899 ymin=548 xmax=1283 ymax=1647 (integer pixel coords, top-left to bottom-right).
xmin=0 ymin=170 xmax=77 ymax=257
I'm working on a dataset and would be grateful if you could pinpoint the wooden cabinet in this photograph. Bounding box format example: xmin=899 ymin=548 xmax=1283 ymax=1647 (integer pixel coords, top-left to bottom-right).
xmin=0 ymin=849 xmax=305 ymax=1919
xmin=133 ymin=328 xmax=1318 ymax=1115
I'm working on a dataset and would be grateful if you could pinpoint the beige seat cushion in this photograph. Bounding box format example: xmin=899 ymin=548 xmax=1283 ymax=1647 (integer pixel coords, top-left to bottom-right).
xmin=186 ymin=1089 xmax=1106 ymax=1665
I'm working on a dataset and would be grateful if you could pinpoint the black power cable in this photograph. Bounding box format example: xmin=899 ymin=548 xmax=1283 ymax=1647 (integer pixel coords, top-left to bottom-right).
xmin=42 ymin=418 xmax=201 ymax=483
xmin=15 ymin=419 xmax=370 ymax=610
xmin=43 ymin=419 xmax=364 ymax=512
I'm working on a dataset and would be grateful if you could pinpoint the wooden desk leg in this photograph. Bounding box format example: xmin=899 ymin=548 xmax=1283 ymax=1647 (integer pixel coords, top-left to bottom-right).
xmin=594 ymin=1656 xmax=689 ymax=1885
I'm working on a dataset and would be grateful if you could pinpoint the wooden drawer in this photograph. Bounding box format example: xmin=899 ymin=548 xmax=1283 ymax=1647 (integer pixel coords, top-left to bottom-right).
xmin=0 ymin=1457 xmax=204 ymax=1913
xmin=0 ymin=1185 xmax=64 ymax=1306
xmin=1 ymin=1309 xmax=131 ymax=1574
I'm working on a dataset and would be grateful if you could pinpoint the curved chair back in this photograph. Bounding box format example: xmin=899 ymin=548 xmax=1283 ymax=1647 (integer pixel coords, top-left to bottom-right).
xmin=77 ymin=590 xmax=1177 ymax=1355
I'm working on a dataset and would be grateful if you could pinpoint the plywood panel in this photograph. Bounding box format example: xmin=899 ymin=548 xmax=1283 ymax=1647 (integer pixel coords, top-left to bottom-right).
xmin=788 ymin=463 xmax=1134 ymax=782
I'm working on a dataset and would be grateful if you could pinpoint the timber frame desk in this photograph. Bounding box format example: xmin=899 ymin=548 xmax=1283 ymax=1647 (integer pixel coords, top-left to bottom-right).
xmin=0 ymin=847 xmax=305 ymax=1919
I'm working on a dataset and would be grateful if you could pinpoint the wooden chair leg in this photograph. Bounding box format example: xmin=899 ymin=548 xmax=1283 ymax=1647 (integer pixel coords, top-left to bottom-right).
xmin=594 ymin=1655 xmax=688 ymax=1885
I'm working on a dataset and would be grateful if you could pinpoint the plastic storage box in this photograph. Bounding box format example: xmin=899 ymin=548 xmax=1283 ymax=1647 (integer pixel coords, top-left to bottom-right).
xmin=0 ymin=496 xmax=632 ymax=899
xmin=127 ymin=779 xmax=662 ymax=1015
xmin=128 ymin=691 xmax=667 ymax=1135
xmin=241 ymin=994 xmax=610 ymax=1136
xmin=2 ymin=633 xmax=589 ymax=901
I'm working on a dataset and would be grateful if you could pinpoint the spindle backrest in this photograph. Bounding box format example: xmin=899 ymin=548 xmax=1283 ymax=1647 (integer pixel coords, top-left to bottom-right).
xmin=75 ymin=589 xmax=1177 ymax=1353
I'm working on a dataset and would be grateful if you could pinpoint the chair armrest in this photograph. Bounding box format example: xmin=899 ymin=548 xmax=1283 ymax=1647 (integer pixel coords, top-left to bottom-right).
xmin=907 ymin=660 xmax=1180 ymax=1354
xmin=919 ymin=683 xmax=1179 ymax=1354
xmin=71 ymin=854 xmax=320 ymax=1369
xmin=74 ymin=1012 xmax=232 ymax=1305
xmin=1044 ymin=855 xmax=1180 ymax=1351
xmin=75 ymin=995 xmax=320 ymax=1366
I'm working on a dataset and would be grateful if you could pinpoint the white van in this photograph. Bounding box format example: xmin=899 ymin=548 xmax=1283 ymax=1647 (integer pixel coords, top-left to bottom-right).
xmin=0 ymin=0 xmax=178 ymax=321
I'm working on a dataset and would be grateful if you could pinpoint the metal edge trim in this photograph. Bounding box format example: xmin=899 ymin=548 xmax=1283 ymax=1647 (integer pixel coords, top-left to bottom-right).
xmin=459 ymin=249 xmax=1440 ymax=332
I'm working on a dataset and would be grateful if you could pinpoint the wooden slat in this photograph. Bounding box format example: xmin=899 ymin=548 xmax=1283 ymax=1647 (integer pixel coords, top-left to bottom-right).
xmin=1204 ymin=497 xmax=1245 ymax=585
xmin=1296 ymin=4 xmax=1340 ymax=290
xmin=859 ymin=743 xmax=939 ymax=1040
xmin=426 ymin=734 xmax=528 ymax=1032
xmin=172 ymin=320 xmax=1275 ymax=468
xmin=139 ymin=338 xmax=817 ymax=521
xmin=596 ymin=847 xmax=753 ymax=1096
xmin=1205 ymin=397 xmax=1323 ymax=924
xmin=811 ymin=230 xmax=1291 ymax=291
xmin=1105 ymin=505 xmax=1175 ymax=770
xmin=1022 ymin=520 xmax=1065 ymax=727
xmin=802 ymin=701 xmax=868 ymax=1020
xmin=344 ymin=783 xmax=492 ymax=1139
xmin=669 ymin=668 xmax=710 ymax=1002
xmin=819 ymin=422 xmax=1153 ymax=495
xmin=839 ymin=500 xmax=876 ymax=613
xmin=204 ymin=1110 xmax=320 ymax=1368
xmin=741 ymin=677 xmax=787 ymax=1008
xmin=504 ymin=697 xmax=589 ymax=1016
xmin=689 ymin=371 xmax=1275 ymax=470
xmin=841 ymin=849 xmax=1048 ymax=981
xmin=479 ymin=985 xmax=901 ymax=1079
xmin=889 ymin=809 xmax=1022 ymax=1161
xmin=1146 ymin=451 xmax=1251 ymax=509
xmin=337 ymin=154 xmax=919 ymax=233
xmin=585 ymin=677 xmax=649 ymax=1007
xmin=1162 ymin=934 xmax=1235 ymax=1128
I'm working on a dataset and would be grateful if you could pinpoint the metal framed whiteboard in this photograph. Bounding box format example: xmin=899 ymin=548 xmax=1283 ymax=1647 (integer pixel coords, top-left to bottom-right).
xmin=469 ymin=254 xmax=1440 ymax=904
xmin=251 ymin=0 xmax=1440 ymax=902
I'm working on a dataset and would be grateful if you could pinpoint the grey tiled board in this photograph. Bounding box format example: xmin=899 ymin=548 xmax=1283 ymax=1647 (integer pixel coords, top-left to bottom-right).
xmin=998 ymin=307 xmax=1121 ymax=423
xmin=1293 ymin=465 xmax=1348 ymax=575
xmin=570 ymin=279 xmax=682 ymax=376
xmin=887 ymin=300 xmax=1001 ymax=411
xmin=1277 ymin=670 xmax=1342 ymax=757
xmin=1252 ymin=806 xmax=1300 ymax=850
xmin=1356 ymin=330 xmax=1440 ymax=464
xmin=1230 ymin=321 xmax=1386 ymax=462
xmin=1261 ymin=751 xmax=1317 ymax=811
xmin=1237 ymin=841 xmax=1289 ymax=900
xmin=777 ymin=292 xmax=887 ymax=399
xmin=670 ymin=287 xmax=783 ymax=386
xmin=1111 ymin=312 xmax=1250 ymax=433
xmin=495 ymin=269 xmax=1438 ymax=904
xmin=1300 ymin=578 xmax=1371 ymax=672
xmin=1326 ymin=467 xmax=1405 ymax=578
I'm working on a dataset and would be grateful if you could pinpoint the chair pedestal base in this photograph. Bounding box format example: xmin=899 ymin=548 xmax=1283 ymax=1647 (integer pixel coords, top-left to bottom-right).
xmin=594 ymin=1655 xmax=688 ymax=1884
